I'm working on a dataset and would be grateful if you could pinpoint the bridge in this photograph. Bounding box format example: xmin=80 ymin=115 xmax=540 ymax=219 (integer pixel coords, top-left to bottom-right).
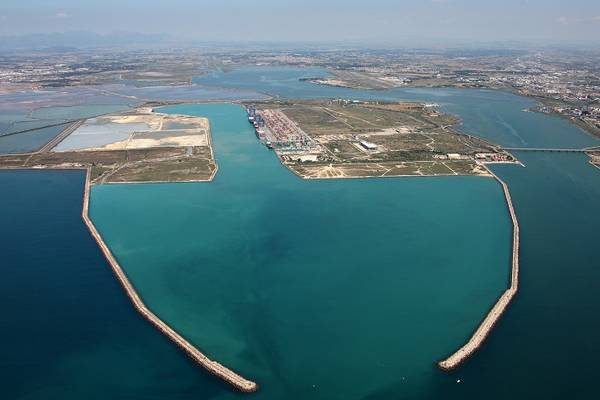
xmin=502 ymin=146 xmax=599 ymax=153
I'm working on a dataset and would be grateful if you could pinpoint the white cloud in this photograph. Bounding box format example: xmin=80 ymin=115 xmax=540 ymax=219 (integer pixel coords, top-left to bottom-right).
xmin=55 ymin=12 xmax=70 ymax=19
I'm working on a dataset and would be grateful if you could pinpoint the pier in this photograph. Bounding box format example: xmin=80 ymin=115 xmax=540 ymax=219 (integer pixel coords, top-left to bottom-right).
xmin=80 ymin=169 xmax=258 ymax=393
xmin=438 ymin=165 xmax=520 ymax=371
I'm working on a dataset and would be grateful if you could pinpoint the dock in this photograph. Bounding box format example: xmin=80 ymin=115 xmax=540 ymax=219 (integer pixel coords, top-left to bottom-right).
xmin=80 ymin=169 xmax=258 ymax=393
xmin=438 ymin=165 xmax=520 ymax=371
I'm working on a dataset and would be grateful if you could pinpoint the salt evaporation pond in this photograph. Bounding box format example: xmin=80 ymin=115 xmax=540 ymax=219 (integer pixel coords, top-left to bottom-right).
xmin=54 ymin=120 xmax=150 ymax=151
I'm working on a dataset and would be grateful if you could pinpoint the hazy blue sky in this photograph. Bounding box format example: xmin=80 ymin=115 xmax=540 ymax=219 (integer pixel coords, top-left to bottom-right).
xmin=1 ymin=0 xmax=599 ymax=44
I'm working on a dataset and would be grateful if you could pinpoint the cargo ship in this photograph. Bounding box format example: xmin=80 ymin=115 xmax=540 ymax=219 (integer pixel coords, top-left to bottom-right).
xmin=253 ymin=115 xmax=266 ymax=138
xmin=247 ymin=106 xmax=272 ymax=149
xmin=246 ymin=106 xmax=256 ymax=124
xmin=256 ymin=128 xmax=266 ymax=140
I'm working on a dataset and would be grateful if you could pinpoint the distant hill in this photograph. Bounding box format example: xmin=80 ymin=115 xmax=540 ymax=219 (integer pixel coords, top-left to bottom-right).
xmin=0 ymin=32 xmax=172 ymax=50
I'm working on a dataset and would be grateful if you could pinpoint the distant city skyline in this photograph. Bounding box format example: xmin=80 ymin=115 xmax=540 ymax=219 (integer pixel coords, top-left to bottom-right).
xmin=1 ymin=0 xmax=600 ymax=46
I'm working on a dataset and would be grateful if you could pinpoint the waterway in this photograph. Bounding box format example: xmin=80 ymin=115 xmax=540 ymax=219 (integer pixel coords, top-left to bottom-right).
xmin=196 ymin=67 xmax=599 ymax=149
xmin=2 ymin=67 xmax=599 ymax=399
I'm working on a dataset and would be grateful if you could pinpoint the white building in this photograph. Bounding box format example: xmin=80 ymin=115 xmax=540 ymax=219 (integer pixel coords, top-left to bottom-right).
xmin=359 ymin=140 xmax=378 ymax=150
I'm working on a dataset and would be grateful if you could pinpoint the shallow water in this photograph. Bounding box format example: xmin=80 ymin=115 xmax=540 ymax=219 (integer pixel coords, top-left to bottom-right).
xmin=54 ymin=120 xmax=149 ymax=151
xmin=0 ymin=123 xmax=72 ymax=153
xmin=30 ymin=104 xmax=131 ymax=120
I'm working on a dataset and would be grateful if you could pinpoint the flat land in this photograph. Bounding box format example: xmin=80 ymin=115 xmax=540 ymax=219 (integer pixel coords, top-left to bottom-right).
xmin=0 ymin=106 xmax=216 ymax=183
xmin=292 ymin=160 xmax=485 ymax=179
xmin=307 ymin=69 xmax=489 ymax=91
xmin=249 ymin=100 xmax=511 ymax=178
xmin=307 ymin=70 xmax=402 ymax=90
xmin=55 ymin=107 xmax=209 ymax=151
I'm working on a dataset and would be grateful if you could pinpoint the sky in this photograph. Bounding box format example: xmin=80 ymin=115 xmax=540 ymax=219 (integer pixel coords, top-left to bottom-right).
xmin=1 ymin=0 xmax=599 ymax=46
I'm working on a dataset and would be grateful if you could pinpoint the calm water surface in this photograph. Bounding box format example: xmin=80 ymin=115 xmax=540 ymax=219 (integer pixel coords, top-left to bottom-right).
xmin=90 ymin=103 xmax=511 ymax=400
xmin=0 ymin=170 xmax=226 ymax=400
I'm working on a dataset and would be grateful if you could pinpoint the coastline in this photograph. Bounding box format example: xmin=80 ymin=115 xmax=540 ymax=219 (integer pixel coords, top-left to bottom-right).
xmin=311 ymin=68 xmax=600 ymax=140
xmin=524 ymin=96 xmax=600 ymax=140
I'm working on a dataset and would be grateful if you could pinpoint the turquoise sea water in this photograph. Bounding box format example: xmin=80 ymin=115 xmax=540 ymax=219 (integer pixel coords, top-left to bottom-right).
xmin=90 ymin=103 xmax=511 ymax=399
xmin=2 ymin=67 xmax=599 ymax=399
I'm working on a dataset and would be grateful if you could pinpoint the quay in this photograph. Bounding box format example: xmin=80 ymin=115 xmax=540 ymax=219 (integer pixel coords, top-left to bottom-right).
xmin=438 ymin=165 xmax=520 ymax=371
xmin=80 ymin=169 xmax=258 ymax=393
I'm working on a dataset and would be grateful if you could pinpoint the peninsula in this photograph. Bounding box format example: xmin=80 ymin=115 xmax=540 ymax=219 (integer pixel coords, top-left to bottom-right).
xmin=0 ymin=105 xmax=217 ymax=183
xmin=245 ymin=99 xmax=518 ymax=179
